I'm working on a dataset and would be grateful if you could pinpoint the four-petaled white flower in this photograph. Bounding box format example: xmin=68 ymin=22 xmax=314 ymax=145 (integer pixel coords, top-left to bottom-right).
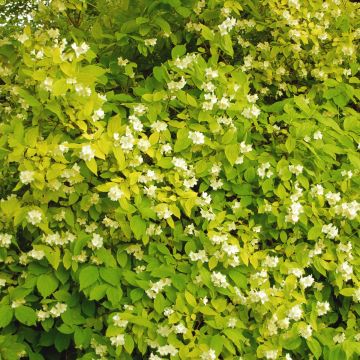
xmin=108 ymin=185 xmax=124 ymax=201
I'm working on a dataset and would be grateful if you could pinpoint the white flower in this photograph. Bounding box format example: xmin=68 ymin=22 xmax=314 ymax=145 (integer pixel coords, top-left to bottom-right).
xmin=151 ymin=121 xmax=167 ymax=132
xmin=201 ymin=349 xmax=217 ymax=360
xmin=71 ymin=42 xmax=89 ymax=57
xmin=325 ymin=192 xmax=341 ymax=206
xmin=189 ymin=250 xmax=208 ymax=263
xmin=110 ymin=334 xmax=125 ymax=347
xmin=20 ymin=171 xmax=35 ymax=184
xmin=316 ymin=301 xmax=330 ymax=316
xmin=288 ymin=305 xmax=303 ymax=321
xmin=17 ymin=33 xmax=29 ymax=43
xmin=80 ymin=145 xmax=95 ymax=161
xmin=338 ymin=261 xmax=353 ymax=281
xmin=92 ymin=108 xmax=105 ymax=122
xmin=163 ymin=307 xmax=174 ymax=317
xmin=144 ymin=185 xmax=157 ymax=198
xmin=227 ymin=317 xmax=237 ymax=328
xmin=263 ymin=256 xmax=279 ymax=268
xmin=239 ymin=141 xmax=253 ymax=153
xmin=218 ymin=17 xmax=236 ymax=36
xmin=299 ymin=275 xmax=314 ymax=289
xmin=218 ymin=96 xmax=230 ymax=109
xmin=311 ymin=184 xmax=324 ymax=197
xmin=160 ymin=143 xmax=172 ymax=155
xmin=313 ymin=130 xmax=323 ymax=140
xmin=173 ymin=323 xmax=187 ymax=334
xmin=59 ymin=142 xmax=69 ymax=153
xmin=37 ymin=310 xmax=50 ymax=321
xmin=149 ymin=353 xmax=163 ymax=360
xmin=0 ymin=233 xmax=12 ymax=248
xmin=333 ymin=333 xmax=346 ymax=344
xmin=205 ymin=68 xmax=218 ymax=79
xmin=137 ymin=139 xmax=151 ymax=152
xmin=27 ymin=210 xmax=42 ymax=225
xmin=211 ymin=272 xmax=229 ymax=288
xmin=248 ymin=290 xmax=269 ymax=304
xmin=49 ymin=303 xmax=67 ymax=317
xmin=188 ymin=131 xmax=205 ymax=145
xmin=146 ymin=278 xmax=172 ymax=299
xmin=322 ymin=224 xmax=338 ymax=239
xmin=289 ymin=164 xmax=303 ymax=175
xmin=167 ymin=76 xmax=186 ymax=92
xmin=91 ymin=233 xmax=104 ymax=249
xmin=144 ymin=38 xmax=157 ymax=46
xmin=299 ymin=324 xmax=312 ymax=339
xmin=43 ymin=77 xmax=53 ymax=91
xmin=264 ymin=350 xmax=278 ymax=360
xmin=117 ymin=57 xmax=129 ymax=66
xmin=28 ymin=249 xmax=45 ymax=260
xmin=108 ymin=185 xmax=123 ymax=201
xmin=242 ymin=105 xmax=260 ymax=119
xmin=157 ymin=344 xmax=178 ymax=356
xmin=353 ymin=288 xmax=360 ymax=302
xmin=172 ymin=157 xmax=188 ymax=171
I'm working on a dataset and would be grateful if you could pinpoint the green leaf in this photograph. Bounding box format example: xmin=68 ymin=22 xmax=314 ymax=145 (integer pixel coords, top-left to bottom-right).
xmin=86 ymin=159 xmax=98 ymax=175
xmin=89 ymin=284 xmax=108 ymax=301
xmin=224 ymin=143 xmax=239 ymax=166
xmin=307 ymin=338 xmax=322 ymax=359
xmin=100 ymin=267 xmax=120 ymax=286
xmin=339 ymin=288 xmax=354 ymax=296
xmin=37 ymin=274 xmax=59 ymax=298
xmin=106 ymin=286 xmax=123 ymax=305
xmin=308 ymin=225 xmax=322 ymax=241
xmin=15 ymin=306 xmax=37 ymax=326
xmin=18 ymin=89 xmax=41 ymax=107
xmin=52 ymin=79 xmax=68 ymax=96
xmin=154 ymin=293 xmax=167 ymax=313
xmin=124 ymin=334 xmax=134 ymax=354
xmin=130 ymin=215 xmax=146 ymax=240
xmin=0 ymin=305 xmax=13 ymax=328
xmin=79 ymin=266 xmax=99 ymax=290
xmin=184 ymin=291 xmax=197 ymax=307
xmin=171 ymin=45 xmax=186 ymax=59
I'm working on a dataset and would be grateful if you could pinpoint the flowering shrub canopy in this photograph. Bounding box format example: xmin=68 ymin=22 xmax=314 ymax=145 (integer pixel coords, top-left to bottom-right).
xmin=0 ymin=0 xmax=359 ymax=359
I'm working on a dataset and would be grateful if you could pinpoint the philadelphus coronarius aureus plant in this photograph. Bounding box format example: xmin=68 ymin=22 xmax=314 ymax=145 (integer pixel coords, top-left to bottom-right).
xmin=0 ymin=0 xmax=359 ymax=359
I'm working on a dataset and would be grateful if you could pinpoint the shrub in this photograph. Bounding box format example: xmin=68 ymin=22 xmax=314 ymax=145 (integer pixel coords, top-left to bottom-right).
xmin=0 ymin=0 xmax=359 ymax=359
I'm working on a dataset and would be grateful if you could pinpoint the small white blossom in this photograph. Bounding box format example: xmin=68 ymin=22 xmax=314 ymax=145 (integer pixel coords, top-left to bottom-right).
xmin=188 ymin=131 xmax=205 ymax=145
xmin=144 ymin=38 xmax=157 ymax=46
xmin=333 ymin=333 xmax=346 ymax=344
xmin=108 ymin=185 xmax=124 ymax=201
xmin=317 ymin=301 xmax=330 ymax=316
xmin=288 ymin=305 xmax=303 ymax=321
xmin=211 ymin=272 xmax=229 ymax=288
xmin=313 ymin=130 xmax=323 ymax=140
xmin=71 ymin=42 xmax=89 ymax=57
xmin=289 ymin=164 xmax=303 ymax=175
xmin=90 ymin=233 xmax=104 ymax=249
xmin=80 ymin=145 xmax=95 ymax=161
xmin=0 ymin=233 xmax=12 ymax=248
xmin=110 ymin=334 xmax=125 ymax=347
xmin=299 ymin=275 xmax=314 ymax=289
xmin=117 ymin=57 xmax=129 ymax=66
xmin=27 ymin=210 xmax=42 ymax=225
xmin=201 ymin=349 xmax=217 ymax=360
xmin=20 ymin=171 xmax=35 ymax=184
xmin=299 ymin=324 xmax=312 ymax=339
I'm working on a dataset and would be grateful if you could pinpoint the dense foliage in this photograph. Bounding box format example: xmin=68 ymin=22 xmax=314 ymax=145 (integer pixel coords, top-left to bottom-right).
xmin=0 ymin=0 xmax=359 ymax=359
